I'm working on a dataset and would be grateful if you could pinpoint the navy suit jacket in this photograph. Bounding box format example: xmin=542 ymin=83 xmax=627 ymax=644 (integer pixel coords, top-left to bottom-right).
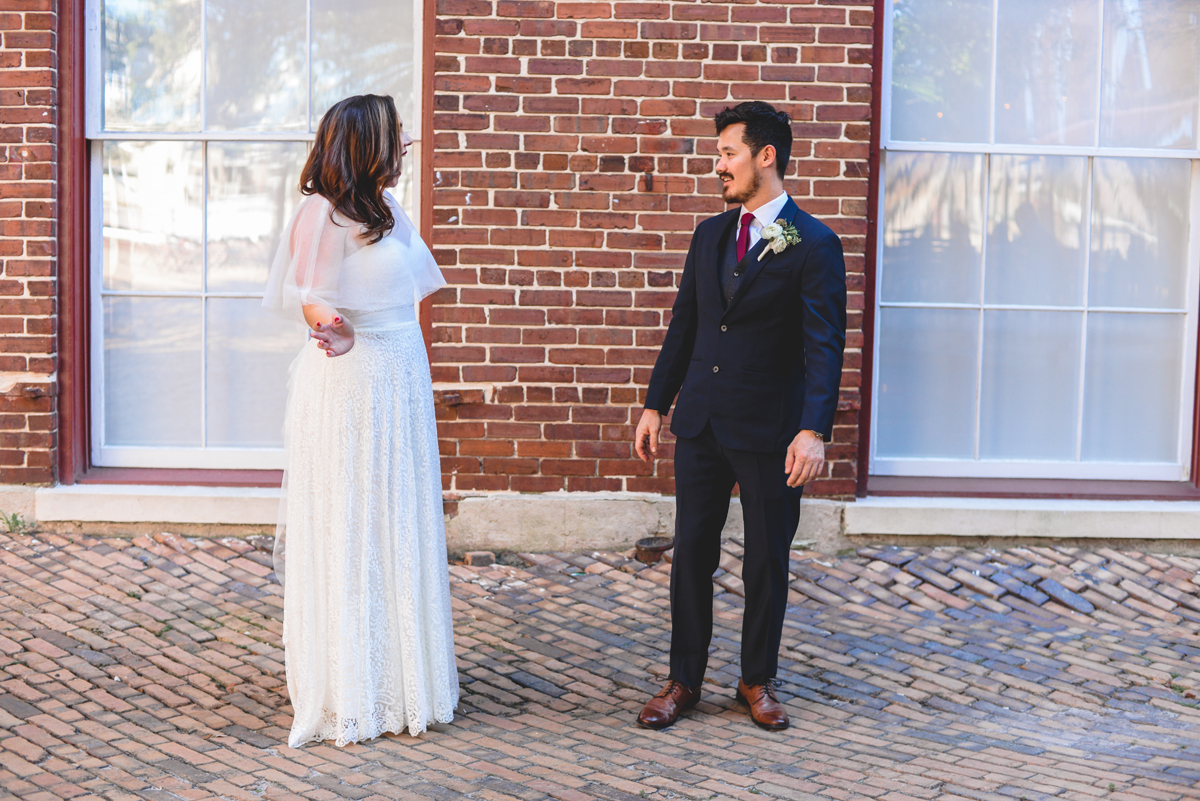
xmin=644 ymin=196 xmax=847 ymax=452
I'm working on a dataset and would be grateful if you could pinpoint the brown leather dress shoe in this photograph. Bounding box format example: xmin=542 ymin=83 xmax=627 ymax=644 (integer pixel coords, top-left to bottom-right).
xmin=637 ymin=679 xmax=701 ymax=730
xmin=736 ymin=678 xmax=789 ymax=731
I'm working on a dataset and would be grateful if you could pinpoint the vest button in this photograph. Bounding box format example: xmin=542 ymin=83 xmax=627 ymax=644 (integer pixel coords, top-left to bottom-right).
xmin=733 ymin=270 xmax=741 ymax=277
xmin=712 ymin=365 xmax=720 ymax=373
xmin=720 ymin=325 xmax=727 ymax=332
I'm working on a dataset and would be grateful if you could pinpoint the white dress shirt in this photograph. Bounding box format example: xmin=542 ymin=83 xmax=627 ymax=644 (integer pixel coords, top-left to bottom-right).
xmin=738 ymin=191 xmax=790 ymax=252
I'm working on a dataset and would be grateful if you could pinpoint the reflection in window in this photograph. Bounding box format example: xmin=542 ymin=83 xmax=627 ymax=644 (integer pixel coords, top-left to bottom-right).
xmin=1100 ymin=0 xmax=1200 ymax=149
xmin=985 ymin=155 xmax=1087 ymax=307
xmin=1090 ymin=157 xmax=1191 ymax=309
xmin=103 ymin=0 xmax=202 ymax=131
xmin=881 ymin=152 xmax=984 ymax=304
xmin=102 ymin=141 xmax=204 ymax=292
xmin=994 ymin=0 xmax=1100 ymax=146
xmin=890 ymin=0 xmax=993 ymax=143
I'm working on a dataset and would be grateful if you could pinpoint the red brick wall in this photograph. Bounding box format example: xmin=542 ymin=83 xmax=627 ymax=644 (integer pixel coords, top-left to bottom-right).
xmin=430 ymin=0 xmax=872 ymax=498
xmin=0 ymin=0 xmax=56 ymax=484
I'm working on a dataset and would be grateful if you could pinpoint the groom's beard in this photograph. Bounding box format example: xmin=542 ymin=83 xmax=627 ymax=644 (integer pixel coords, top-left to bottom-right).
xmin=720 ymin=165 xmax=762 ymax=205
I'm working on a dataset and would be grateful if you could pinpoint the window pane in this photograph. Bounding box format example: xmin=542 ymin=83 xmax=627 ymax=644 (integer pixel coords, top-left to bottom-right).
xmin=875 ymin=307 xmax=979 ymax=459
xmin=995 ymin=0 xmax=1100 ymax=146
xmin=890 ymin=0 xmax=992 ymax=143
xmin=102 ymin=141 xmax=203 ymax=292
xmin=312 ymin=0 xmax=417 ymax=129
xmin=206 ymin=299 xmax=302 ymax=447
xmin=206 ymin=0 xmax=307 ymax=131
xmin=1082 ymin=312 xmax=1184 ymax=462
xmin=1100 ymin=1 xmax=1200 ymax=149
xmin=986 ymin=155 xmax=1088 ymax=307
xmin=1089 ymin=158 xmax=1190 ymax=310
xmin=881 ymin=152 xmax=984 ymax=304
xmin=979 ymin=310 xmax=1082 ymax=460
xmin=207 ymin=142 xmax=309 ymax=293
xmin=102 ymin=0 xmax=201 ymax=131
xmin=104 ymin=297 xmax=202 ymax=446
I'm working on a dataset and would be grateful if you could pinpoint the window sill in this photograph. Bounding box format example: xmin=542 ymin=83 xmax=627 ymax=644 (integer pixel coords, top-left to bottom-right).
xmin=866 ymin=475 xmax=1200 ymax=501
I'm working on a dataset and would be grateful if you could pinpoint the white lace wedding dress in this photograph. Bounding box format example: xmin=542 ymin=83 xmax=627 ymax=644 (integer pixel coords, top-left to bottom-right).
xmin=263 ymin=191 xmax=458 ymax=748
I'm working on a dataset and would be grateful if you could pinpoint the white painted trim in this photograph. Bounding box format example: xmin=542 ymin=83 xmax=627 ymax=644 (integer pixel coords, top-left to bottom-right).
xmin=34 ymin=484 xmax=280 ymax=525
xmin=883 ymin=141 xmax=1200 ymax=160
xmin=870 ymin=457 xmax=1183 ymax=482
xmin=845 ymin=495 xmax=1200 ymax=540
xmin=84 ymin=0 xmax=101 ymax=136
xmin=86 ymin=131 xmax=316 ymax=141
xmin=94 ymin=447 xmax=287 ymax=470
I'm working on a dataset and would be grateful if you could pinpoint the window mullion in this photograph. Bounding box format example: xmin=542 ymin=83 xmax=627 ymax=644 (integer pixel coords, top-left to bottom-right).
xmin=974 ymin=153 xmax=991 ymax=461
xmin=307 ymin=0 xmax=313 ymax=132
xmin=988 ymin=0 xmax=998 ymax=145
xmin=1075 ymin=156 xmax=1096 ymax=463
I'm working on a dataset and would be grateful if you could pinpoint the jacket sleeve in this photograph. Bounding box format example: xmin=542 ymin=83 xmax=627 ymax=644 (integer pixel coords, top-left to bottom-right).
xmin=644 ymin=232 xmax=701 ymax=414
xmin=796 ymin=232 xmax=847 ymax=439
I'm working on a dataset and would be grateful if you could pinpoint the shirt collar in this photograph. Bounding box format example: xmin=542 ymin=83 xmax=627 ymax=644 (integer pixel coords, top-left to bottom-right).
xmin=741 ymin=192 xmax=789 ymax=229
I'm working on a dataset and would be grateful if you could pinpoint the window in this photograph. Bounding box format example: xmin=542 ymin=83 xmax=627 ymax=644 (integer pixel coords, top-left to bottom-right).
xmin=873 ymin=0 xmax=1200 ymax=480
xmin=85 ymin=0 xmax=423 ymax=469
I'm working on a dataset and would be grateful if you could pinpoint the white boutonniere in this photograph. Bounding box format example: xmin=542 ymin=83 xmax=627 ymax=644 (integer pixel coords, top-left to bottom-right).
xmin=758 ymin=218 xmax=801 ymax=260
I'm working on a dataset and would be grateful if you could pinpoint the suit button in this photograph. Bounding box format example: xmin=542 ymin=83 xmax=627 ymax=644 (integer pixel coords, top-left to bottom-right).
xmin=712 ymin=365 xmax=720 ymax=373
xmin=733 ymin=270 xmax=742 ymax=276
xmin=720 ymin=325 xmax=727 ymax=332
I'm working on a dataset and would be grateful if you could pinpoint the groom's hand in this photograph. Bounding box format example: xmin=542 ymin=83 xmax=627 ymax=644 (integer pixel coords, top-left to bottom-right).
xmin=635 ymin=408 xmax=662 ymax=463
xmin=785 ymin=430 xmax=825 ymax=487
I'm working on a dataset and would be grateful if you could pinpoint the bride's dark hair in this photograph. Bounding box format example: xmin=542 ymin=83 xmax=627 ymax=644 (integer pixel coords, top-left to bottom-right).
xmin=300 ymin=94 xmax=405 ymax=244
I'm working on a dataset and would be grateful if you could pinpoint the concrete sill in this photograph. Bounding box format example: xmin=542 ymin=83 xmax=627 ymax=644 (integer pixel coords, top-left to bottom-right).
xmin=35 ymin=483 xmax=280 ymax=526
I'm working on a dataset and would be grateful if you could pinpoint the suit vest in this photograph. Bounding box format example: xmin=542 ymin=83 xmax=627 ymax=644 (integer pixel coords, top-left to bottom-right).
xmin=718 ymin=222 xmax=741 ymax=307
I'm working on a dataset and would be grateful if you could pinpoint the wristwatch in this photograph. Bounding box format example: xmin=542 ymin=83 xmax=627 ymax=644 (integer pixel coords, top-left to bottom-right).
xmin=803 ymin=429 xmax=824 ymax=441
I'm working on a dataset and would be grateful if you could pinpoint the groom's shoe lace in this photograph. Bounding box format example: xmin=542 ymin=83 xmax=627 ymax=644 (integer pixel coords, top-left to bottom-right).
xmin=761 ymin=678 xmax=781 ymax=702
xmin=655 ymin=679 xmax=691 ymax=698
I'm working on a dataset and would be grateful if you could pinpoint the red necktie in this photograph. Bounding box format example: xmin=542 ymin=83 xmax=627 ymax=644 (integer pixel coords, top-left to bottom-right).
xmin=736 ymin=212 xmax=754 ymax=261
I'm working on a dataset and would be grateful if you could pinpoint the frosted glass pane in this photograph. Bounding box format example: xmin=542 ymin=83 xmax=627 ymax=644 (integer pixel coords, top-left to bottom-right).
xmin=979 ymin=311 xmax=1082 ymax=460
xmin=875 ymin=307 xmax=979 ymax=459
xmin=986 ymin=155 xmax=1088 ymax=306
xmin=207 ymin=142 xmax=309 ymax=293
xmin=1082 ymin=313 xmax=1184 ymax=462
xmin=206 ymin=0 xmax=307 ymax=131
xmin=102 ymin=0 xmax=201 ymax=131
xmin=890 ymin=0 xmax=992 ymax=143
xmin=1100 ymin=1 xmax=1200 ymax=149
xmin=102 ymin=141 xmax=203 ymax=293
xmin=312 ymin=0 xmax=417 ymax=129
xmin=1089 ymin=158 xmax=1190 ymax=310
xmin=206 ymin=299 xmax=302 ymax=447
xmin=104 ymin=297 xmax=201 ymax=446
xmin=881 ymin=152 xmax=984 ymax=304
xmin=995 ymin=0 xmax=1100 ymax=146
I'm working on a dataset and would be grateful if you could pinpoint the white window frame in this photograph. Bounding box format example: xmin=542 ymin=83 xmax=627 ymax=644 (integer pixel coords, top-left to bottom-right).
xmin=872 ymin=0 xmax=1200 ymax=481
xmin=83 ymin=0 xmax=425 ymax=470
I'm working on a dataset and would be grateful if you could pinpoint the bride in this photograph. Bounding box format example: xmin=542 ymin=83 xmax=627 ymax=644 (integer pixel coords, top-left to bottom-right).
xmin=263 ymin=94 xmax=458 ymax=748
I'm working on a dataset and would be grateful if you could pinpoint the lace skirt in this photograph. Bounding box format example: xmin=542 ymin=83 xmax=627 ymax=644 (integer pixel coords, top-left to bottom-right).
xmin=277 ymin=317 xmax=458 ymax=748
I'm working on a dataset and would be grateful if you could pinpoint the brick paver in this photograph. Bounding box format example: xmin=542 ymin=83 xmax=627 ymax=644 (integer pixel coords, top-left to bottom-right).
xmin=1 ymin=530 xmax=1198 ymax=800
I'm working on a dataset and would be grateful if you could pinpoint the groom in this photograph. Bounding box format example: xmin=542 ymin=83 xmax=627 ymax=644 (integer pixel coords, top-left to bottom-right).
xmin=634 ymin=101 xmax=847 ymax=731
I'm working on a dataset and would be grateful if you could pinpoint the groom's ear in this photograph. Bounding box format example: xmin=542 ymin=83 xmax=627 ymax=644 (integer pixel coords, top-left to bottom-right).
xmin=759 ymin=143 xmax=777 ymax=171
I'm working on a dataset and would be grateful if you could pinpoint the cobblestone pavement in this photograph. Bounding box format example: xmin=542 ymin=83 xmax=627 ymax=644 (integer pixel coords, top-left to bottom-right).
xmin=2 ymin=530 xmax=1200 ymax=801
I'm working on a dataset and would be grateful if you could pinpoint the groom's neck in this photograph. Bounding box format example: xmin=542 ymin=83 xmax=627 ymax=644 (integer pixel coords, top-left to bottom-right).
xmin=741 ymin=179 xmax=786 ymax=213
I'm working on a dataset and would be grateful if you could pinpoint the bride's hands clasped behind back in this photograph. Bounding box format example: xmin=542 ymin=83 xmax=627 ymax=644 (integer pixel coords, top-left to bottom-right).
xmin=310 ymin=315 xmax=356 ymax=357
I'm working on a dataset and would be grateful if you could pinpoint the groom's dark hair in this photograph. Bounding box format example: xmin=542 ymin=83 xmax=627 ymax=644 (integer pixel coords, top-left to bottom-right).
xmin=714 ymin=102 xmax=793 ymax=180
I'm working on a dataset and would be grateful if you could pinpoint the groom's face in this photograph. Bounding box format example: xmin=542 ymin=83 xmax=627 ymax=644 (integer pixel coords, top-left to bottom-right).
xmin=715 ymin=123 xmax=761 ymax=205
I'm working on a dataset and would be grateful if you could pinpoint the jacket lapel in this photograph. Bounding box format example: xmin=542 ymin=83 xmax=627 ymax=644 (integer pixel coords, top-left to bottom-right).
xmin=723 ymin=196 xmax=800 ymax=314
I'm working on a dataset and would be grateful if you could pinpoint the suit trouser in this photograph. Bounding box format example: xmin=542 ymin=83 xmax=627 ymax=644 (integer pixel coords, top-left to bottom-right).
xmin=668 ymin=423 xmax=803 ymax=688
